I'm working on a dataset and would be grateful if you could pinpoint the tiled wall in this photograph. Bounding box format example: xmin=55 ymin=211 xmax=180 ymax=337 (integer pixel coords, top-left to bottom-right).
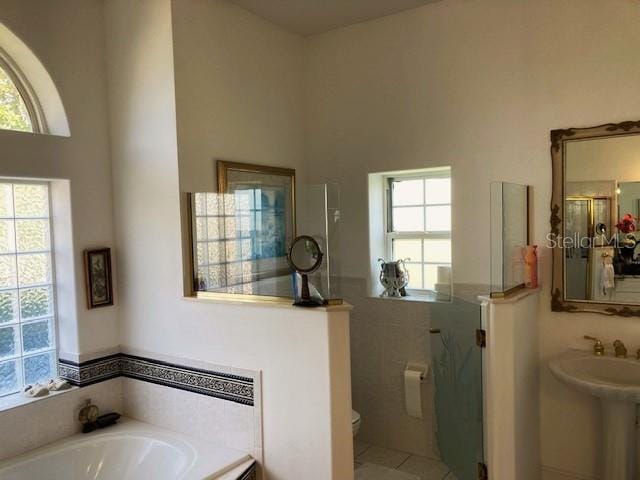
xmin=342 ymin=278 xmax=438 ymax=458
xmin=119 ymin=347 xmax=262 ymax=462
xmin=0 ymin=348 xmax=262 ymax=467
xmin=0 ymin=378 xmax=123 ymax=462
xmin=122 ymin=379 xmax=261 ymax=461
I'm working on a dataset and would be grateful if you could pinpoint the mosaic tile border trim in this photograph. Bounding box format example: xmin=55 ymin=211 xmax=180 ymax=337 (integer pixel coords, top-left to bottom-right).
xmin=58 ymin=353 xmax=254 ymax=406
xmin=120 ymin=354 xmax=254 ymax=406
xmin=58 ymin=354 xmax=121 ymax=387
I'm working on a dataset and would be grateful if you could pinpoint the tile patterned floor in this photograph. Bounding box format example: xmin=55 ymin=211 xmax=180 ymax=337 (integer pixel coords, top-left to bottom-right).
xmin=354 ymin=442 xmax=457 ymax=480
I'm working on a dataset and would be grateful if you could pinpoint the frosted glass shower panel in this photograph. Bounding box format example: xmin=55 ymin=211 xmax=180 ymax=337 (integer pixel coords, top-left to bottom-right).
xmin=490 ymin=182 xmax=528 ymax=294
xmin=430 ymin=298 xmax=484 ymax=480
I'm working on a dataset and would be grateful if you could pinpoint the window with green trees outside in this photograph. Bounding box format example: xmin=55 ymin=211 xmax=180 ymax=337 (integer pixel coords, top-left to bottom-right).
xmin=0 ymin=63 xmax=33 ymax=133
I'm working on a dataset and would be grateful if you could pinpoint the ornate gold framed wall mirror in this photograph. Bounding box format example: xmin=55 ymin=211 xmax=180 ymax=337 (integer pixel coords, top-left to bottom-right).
xmin=550 ymin=120 xmax=640 ymax=315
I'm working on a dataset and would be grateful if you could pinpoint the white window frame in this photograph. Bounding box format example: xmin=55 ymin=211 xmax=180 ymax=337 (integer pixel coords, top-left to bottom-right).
xmin=0 ymin=47 xmax=45 ymax=134
xmin=0 ymin=180 xmax=58 ymax=397
xmin=383 ymin=170 xmax=452 ymax=293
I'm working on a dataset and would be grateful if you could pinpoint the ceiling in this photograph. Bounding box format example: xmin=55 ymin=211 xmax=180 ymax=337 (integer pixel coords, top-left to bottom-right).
xmin=229 ymin=0 xmax=442 ymax=37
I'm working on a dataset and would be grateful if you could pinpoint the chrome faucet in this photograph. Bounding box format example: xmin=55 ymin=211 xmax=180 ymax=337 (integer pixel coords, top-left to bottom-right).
xmin=78 ymin=399 xmax=99 ymax=433
xmin=77 ymin=398 xmax=121 ymax=433
xmin=613 ymin=340 xmax=628 ymax=358
xmin=584 ymin=335 xmax=605 ymax=356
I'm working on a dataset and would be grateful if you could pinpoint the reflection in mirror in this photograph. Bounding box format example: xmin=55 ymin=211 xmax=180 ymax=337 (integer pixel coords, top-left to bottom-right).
xmin=191 ymin=192 xmax=293 ymax=297
xmin=289 ymin=236 xmax=322 ymax=272
xmin=564 ymin=134 xmax=640 ymax=304
xmin=188 ymin=185 xmax=343 ymax=303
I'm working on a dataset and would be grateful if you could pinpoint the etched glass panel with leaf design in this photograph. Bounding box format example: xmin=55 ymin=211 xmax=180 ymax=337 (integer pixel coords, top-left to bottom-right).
xmin=430 ymin=298 xmax=484 ymax=479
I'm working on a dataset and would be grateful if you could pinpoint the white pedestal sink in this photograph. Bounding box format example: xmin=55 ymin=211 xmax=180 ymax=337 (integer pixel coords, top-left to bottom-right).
xmin=549 ymin=350 xmax=640 ymax=480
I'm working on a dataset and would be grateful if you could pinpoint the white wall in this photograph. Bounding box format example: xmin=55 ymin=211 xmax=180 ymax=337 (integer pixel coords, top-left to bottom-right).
xmin=345 ymin=278 xmax=438 ymax=458
xmin=104 ymin=0 xmax=182 ymax=312
xmin=0 ymin=0 xmax=118 ymax=357
xmin=120 ymin=347 xmax=264 ymax=463
xmin=304 ymin=1 xmax=640 ymax=477
xmin=0 ymin=379 xmax=122 ymax=462
xmin=171 ymin=0 xmax=305 ymax=192
xmin=106 ymin=1 xmax=352 ymax=478
xmin=567 ymin=135 xmax=640 ymax=184
xmin=0 ymin=0 xmax=121 ymax=461
xmin=4 ymin=1 xmax=638 ymax=477
xmin=484 ymin=290 xmax=540 ymax=480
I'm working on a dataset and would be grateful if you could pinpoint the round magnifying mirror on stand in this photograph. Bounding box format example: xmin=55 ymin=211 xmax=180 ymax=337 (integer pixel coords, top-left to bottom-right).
xmin=287 ymin=235 xmax=324 ymax=307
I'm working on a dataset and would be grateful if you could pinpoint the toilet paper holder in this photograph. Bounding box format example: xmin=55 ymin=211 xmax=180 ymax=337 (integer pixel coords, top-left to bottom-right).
xmin=404 ymin=362 xmax=428 ymax=418
xmin=405 ymin=362 xmax=428 ymax=382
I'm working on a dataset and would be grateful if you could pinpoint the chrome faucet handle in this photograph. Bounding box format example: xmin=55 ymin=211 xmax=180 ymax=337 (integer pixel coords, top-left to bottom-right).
xmin=584 ymin=335 xmax=605 ymax=356
xmin=613 ymin=340 xmax=628 ymax=358
xmin=78 ymin=398 xmax=99 ymax=425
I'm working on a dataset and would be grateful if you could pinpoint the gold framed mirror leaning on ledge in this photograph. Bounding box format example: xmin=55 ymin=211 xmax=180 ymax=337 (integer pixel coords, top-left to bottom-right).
xmin=550 ymin=120 xmax=640 ymax=316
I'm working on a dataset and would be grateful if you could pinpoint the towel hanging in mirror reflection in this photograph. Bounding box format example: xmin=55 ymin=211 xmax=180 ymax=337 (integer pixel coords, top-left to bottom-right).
xmin=602 ymin=258 xmax=615 ymax=294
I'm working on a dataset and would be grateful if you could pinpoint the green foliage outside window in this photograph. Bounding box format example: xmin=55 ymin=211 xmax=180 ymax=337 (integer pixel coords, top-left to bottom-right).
xmin=0 ymin=65 xmax=32 ymax=133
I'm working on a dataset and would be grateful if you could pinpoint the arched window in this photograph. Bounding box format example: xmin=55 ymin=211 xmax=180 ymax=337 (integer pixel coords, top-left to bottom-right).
xmin=0 ymin=55 xmax=40 ymax=133
xmin=0 ymin=22 xmax=68 ymax=136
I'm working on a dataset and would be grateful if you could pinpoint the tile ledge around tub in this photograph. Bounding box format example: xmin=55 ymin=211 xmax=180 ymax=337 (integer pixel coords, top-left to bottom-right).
xmin=182 ymin=295 xmax=353 ymax=312
xmin=0 ymin=385 xmax=79 ymax=414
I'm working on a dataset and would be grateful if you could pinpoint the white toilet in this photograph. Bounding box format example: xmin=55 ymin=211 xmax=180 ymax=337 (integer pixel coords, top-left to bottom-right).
xmin=352 ymin=409 xmax=361 ymax=437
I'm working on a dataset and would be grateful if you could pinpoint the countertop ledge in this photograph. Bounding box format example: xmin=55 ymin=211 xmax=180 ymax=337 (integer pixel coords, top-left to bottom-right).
xmin=182 ymin=295 xmax=353 ymax=312
xmin=478 ymin=288 xmax=540 ymax=304
xmin=0 ymin=385 xmax=79 ymax=414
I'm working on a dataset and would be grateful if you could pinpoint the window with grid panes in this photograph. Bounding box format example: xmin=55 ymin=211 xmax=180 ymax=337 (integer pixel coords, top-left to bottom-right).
xmin=386 ymin=170 xmax=452 ymax=291
xmin=193 ymin=190 xmax=288 ymax=292
xmin=0 ymin=182 xmax=56 ymax=397
xmin=0 ymin=59 xmax=37 ymax=133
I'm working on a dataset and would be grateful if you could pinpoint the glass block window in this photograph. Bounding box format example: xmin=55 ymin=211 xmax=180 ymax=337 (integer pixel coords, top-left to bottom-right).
xmin=0 ymin=182 xmax=56 ymax=397
xmin=386 ymin=169 xmax=452 ymax=291
xmin=192 ymin=192 xmax=290 ymax=295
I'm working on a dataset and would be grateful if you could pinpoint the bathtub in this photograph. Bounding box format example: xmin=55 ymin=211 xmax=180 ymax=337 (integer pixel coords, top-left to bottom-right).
xmin=0 ymin=418 xmax=255 ymax=480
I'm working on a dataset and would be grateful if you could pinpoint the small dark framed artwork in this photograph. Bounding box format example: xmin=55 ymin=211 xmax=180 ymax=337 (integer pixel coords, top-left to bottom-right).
xmin=84 ymin=248 xmax=114 ymax=309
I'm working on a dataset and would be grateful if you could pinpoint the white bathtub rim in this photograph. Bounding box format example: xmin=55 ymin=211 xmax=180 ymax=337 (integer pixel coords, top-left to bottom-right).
xmin=0 ymin=417 xmax=252 ymax=479
xmin=1 ymin=425 xmax=200 ymax=473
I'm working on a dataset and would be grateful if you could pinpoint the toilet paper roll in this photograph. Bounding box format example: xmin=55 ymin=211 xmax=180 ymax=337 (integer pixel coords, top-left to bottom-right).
xmin=404 ymin=369 xmax=423 ymax=418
